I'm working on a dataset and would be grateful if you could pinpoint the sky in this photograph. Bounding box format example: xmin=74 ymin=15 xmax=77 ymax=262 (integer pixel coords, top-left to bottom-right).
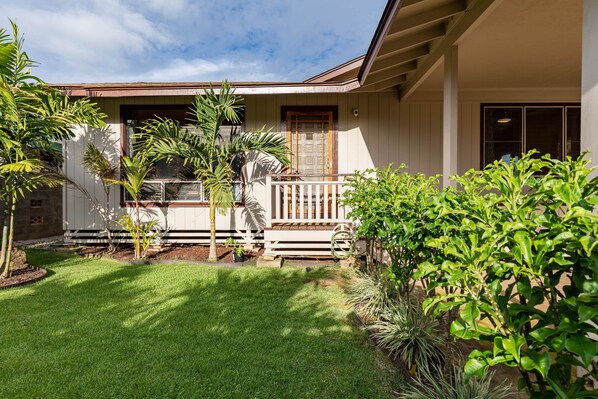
xmin=0 ymin=0 xmax=387 ymax=84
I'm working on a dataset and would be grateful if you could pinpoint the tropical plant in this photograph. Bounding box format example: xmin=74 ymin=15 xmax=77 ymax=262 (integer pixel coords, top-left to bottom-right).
xmin=342 ymin=165 xmax=441 ymax=296
xmin=0 ymin=21 xmax=105 ymax=277
xmin=137 ymin=81 xmax=289 ymax=261
xmin=346 ymin=271 xmax=397 ymax=321
xmin=225 ymin=237 xmax=244 ymax=258
xmin=111 ymin=154 xmax=155 ymax=259
xmin=399 ymin=366 xmax=511 ymax=399
xmin=115 ymin=214 xmax=159 ymax=260
xmin=415 ymin=151 xmax=598 ymax=398
xmin=82 ymin=143 xmax=118 ymax=252
xmin=369 ymin=298 xmax=444 ymax=374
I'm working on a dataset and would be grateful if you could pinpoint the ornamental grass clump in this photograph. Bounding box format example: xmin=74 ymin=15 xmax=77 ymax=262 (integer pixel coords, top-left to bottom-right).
xmin=346 ymin=271 xmax=396 ymax=321
xmin=368 ymin=299 xmax=444 ymax=374
xmin=399 ymin=366 xmax=511 ymax=399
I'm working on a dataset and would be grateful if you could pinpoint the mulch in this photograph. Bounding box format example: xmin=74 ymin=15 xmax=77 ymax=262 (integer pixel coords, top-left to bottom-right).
xmin=78 ymin=244 xmax=263 ymax=264
xmin=0 ymin=266 xmax=47 ymax=289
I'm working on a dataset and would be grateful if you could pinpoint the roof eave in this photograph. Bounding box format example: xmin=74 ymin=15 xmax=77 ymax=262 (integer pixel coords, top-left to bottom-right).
xmin=55 ymin=80 xmax=363 ymax=97
xmin=357 ymin=0 xmax=403 ymax=85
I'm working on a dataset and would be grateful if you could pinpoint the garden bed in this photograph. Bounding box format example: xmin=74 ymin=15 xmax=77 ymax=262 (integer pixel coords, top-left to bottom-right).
xmin=0 ymin=266 xmax=47 ymax=289
xmin=77 ymin=244 xmax=264 ymax=264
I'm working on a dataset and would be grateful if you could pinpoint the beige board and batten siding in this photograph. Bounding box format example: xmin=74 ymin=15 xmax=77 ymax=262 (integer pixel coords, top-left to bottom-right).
xmin=65 ymin=90 xmax=578 ymax=236
xmin=244 ymin=93 xmax=444 ymax=176
xmin=63 ymin=95 xmax=263 ymax=235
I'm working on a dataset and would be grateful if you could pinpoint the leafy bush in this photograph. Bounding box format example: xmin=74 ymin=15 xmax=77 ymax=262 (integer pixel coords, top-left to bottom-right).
xmin=346 ymin=272 xmax=396 ymax=321
xmin=342 ymin=166 xmax=441 ymax=296
xmin=116 ymin=214 xmax=159 ymax=259
xmin=369 ymin=298 xmax=444 ymax=374
xmin=399 ymin=366 xmax=511 ymax=399
xmin=415 ymin=152 xmax=598 ymax=397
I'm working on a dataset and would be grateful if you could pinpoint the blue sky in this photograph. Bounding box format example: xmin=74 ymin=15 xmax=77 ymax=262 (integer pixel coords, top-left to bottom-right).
xmin=0 ymin=0 xmax=386 ymax=83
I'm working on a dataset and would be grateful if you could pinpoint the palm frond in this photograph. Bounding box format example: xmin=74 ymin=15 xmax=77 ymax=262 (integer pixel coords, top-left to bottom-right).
xmin=227 ymin=129 xmax=290 ymax=166
xmin=114 ymin=155 xmax=154 ymax=202
xmin=82 ymin=143 xmax=118 ymax=182
xmin=201 ymin=163 xmax=235 ymax=214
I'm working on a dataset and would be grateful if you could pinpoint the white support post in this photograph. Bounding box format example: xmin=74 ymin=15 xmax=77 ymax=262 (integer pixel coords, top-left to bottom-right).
xmin=265 ymin=175 xmax=272 ymax=228
xmin=442 ymin=46 xmax=459 ymax=188
xmin=581 ymin=4 xmax=598 ymax=387
xmin=582 ymin=0 xmax=598 ymax=176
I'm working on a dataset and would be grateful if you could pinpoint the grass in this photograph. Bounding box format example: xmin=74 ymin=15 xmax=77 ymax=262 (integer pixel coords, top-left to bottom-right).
xmin=0 ymin=250 xmax=396 ymax=398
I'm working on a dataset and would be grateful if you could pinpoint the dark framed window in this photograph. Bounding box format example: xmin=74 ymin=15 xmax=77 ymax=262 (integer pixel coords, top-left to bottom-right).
xmin=121 ymin=105 xmax=244 ymax=204
xmin=482 ymin=104 xmax=581 ymax=166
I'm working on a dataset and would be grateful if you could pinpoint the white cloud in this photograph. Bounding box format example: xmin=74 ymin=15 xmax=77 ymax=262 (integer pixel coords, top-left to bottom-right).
xmin=0 ymin=0 xmax=386 ymax=83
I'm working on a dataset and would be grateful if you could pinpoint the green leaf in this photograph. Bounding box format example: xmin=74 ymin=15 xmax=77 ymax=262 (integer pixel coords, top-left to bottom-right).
xmin=514 ymin=231 xmax=533 ymax=265
xmin=520 ymin=351 xmax=551 ymax=379
xmin=529 ymin=327 xmax=558 ymax=343
xmin=565 ymin=335 xmax=598 ymax=368
xmin=502 ymin=333 xmax=526 ymax=363
xmin=517 ymin=277 xmax=532 ymax=299
xmin=464 ymin=357 xmax=488 ymax=378
xmin=578 ymin=305 xmax=598 ymax=323
xmin=450 ymin=319 xmax=480 ymax=340
xmin=460 ymin=302 xmax=480 ymax=325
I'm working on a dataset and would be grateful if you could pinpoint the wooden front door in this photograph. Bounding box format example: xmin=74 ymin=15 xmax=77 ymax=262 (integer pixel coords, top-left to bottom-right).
xmin=284 ymin=110 xmax=335 ymax=220
xmin=286 ymin=111 xmax=334 ymax=180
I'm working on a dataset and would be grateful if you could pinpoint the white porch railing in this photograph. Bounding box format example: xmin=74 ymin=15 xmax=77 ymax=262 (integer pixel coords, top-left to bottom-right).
xmin=265 ymin=174 xmax=350 ymax=227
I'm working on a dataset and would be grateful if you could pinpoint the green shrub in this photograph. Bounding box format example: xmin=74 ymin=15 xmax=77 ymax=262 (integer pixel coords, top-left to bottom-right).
xmin=369 ymin=298 xmax=444 ymax=373
xmin=346 ymin=271 xmax=396 ymax=321
xmin=415 ymin=151 xmax=598 ymax=397
xmin=342 ymin=166 xmax=441 ymax=297
xmin=399 ymin=366 xmax=511 ymax=399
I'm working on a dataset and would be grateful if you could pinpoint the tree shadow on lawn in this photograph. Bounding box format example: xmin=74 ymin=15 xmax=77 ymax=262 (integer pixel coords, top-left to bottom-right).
xmin=0 ymin=250 xmax=396 ymax=399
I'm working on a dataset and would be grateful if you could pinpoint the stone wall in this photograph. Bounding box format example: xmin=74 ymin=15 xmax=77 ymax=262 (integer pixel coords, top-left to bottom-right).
xmin=0 ymin=187 xmax=63 ymax=241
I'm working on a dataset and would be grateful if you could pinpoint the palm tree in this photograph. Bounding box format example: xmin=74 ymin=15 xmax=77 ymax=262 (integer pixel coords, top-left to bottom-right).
xmin=116 ymin=153 xmax=154 ymax=259
xmin=0 ymin=21 xmax=105 ymax=276
xmin=139 ymin=82 xmax=289 ymax=261
xmin=82 ymin=143 xmax=118 ymax=252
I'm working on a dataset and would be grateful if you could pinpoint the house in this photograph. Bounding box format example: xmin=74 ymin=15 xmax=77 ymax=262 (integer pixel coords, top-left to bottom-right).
xmin=58 ymin=0 xmax=596 ymax=257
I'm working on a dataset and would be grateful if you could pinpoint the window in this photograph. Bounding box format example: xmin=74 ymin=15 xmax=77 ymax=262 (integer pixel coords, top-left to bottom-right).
xmin=30 ymin=216 xmax=43 ymax=225
xmin=121 ymin=105 xmax=243 ymax=204
xmin=482 ymin=104 xmax=581 ymax=166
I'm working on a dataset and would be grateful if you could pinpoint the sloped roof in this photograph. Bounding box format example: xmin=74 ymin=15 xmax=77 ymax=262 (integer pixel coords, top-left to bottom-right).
xmin=356 ymin=0 xmax=501 ymax=96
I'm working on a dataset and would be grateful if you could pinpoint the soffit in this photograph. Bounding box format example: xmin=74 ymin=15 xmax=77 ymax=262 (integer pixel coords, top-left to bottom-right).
xmin=419 ymin=0 xmax=582 ymax=90
xmin=356 ymin=0 xmax=503 ymax=94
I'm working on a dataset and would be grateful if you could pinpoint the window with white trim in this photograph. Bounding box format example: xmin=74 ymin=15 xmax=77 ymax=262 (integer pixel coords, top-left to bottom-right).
xmin=122 ymin=105 xmax=243 ymax=203
xmin=482 ymin=104 xmax=581 ymax=166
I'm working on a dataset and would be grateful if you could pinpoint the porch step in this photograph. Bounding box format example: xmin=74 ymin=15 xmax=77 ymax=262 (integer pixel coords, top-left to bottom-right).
xmin=263 ymin=225 xmax=350 ymax=258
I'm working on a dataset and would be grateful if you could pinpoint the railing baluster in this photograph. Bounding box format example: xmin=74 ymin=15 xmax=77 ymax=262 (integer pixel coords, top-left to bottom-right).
xmin=283 ymin=184 xmax=289 ymax=220
xmin=331 ymin=184 xmax=337 ymax=220
xmin=316 ymin=185 xmax=321 ymax=220
xmin=291 ymin=184 xmax=296 ymax=220
xmin=323 ymin=184 xmax=329 ymax=221
xmin=307 ymin=184 xmax=313 ymax=221
xmin=275 ymin=182 xmax=281 ymax=221
xmin=299 ymin=185 xmax=304 ymax=220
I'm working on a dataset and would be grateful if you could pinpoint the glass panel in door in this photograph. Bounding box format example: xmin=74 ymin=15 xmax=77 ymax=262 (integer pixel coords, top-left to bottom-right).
xmin=286 ymin=111 xmax=334 ymax=219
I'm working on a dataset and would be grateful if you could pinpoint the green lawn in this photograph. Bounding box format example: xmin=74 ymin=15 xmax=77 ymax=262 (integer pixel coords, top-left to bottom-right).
xmin=0 ymin=250 xmax=396 ymax=399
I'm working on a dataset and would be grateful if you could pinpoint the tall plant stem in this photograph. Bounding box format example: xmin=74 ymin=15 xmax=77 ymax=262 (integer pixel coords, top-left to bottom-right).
xmin=104 ymin=186 xmax=114 ymax=252
xmin=134 ymin=199 xmax=141 ymax=259
xmin=4 ymin=193 xmax=17 ymax=277
xmin=208 ymin=198 xmax=217 ymax=262
xmin=0 ymin=196 xmax=11 ymax=277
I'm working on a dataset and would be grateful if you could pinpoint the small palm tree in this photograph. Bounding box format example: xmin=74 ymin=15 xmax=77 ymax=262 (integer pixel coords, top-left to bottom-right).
xmin=82 ymin=143 xmax=118 ymax=252
xmin=139 ymin=82 xmax=289 ymax=261
xmin=111 ymin=155 xmax=154 ymax=259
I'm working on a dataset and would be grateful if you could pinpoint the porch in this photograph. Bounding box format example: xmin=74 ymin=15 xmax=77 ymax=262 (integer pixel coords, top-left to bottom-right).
xmin=263 ymin=174 xmax=351 ymax=257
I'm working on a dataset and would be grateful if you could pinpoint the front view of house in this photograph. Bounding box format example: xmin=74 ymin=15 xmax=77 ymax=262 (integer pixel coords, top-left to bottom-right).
xmin=59 ymin=0 xmax=598 ymax=257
